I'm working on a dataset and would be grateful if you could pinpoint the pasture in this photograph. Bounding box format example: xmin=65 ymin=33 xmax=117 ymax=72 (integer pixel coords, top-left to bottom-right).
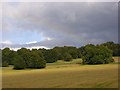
xmin=2 ymin=57 xmax=119 ymax=88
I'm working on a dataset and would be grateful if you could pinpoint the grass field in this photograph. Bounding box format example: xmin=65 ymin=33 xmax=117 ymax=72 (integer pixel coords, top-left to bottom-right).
xmin=2 ymin=57 xmax=119 ymax=88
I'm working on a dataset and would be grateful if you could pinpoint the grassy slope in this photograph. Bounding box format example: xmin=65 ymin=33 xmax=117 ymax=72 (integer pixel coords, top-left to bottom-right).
xmin=2 ymin=58 xmax=119 ymax=88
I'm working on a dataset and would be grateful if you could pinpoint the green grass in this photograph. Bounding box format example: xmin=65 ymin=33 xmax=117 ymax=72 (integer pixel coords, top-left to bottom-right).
xmin=2 ymin=58 xmax=119 ymax=88
xmin=47 ymin=58 xmax=82 ymax=65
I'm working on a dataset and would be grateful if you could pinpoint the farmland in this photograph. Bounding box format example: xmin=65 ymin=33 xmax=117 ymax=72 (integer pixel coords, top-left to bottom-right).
xmin=2 ymin=57 xmax=119 ymax=88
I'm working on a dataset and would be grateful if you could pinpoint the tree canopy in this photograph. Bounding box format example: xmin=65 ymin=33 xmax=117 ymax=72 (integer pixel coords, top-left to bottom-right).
xmin=101 ymin=42 xmax=120 ymax=56
xmin=1 ymin=41 xmax=119 ymax=69
xmin=80 ymin=44 xmax=113 ymax=64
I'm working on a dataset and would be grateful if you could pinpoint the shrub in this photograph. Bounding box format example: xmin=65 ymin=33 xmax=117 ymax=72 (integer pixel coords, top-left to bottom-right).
xmin=27 ymin=52 xmax=46 ymax=69
xmin=43 ymin=49 xmax=58 ymax=63
xmin=14 ymin=48 xmax=46 ymax=69
xmin=2 ymin=61 xmax=9 ymax=67
xmin=2 ymin=48 xmax=11 ymax=67
xmin=13 ymin=53 xmax=26 ymax=70
xmin=63 ymin=53 xmax=73 ymax=61
xmin=81 ymin=44 xmax=113 ymax=65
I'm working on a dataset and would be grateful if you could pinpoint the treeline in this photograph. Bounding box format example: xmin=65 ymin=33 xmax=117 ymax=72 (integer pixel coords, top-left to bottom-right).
xmin=101 ymin=42 xmax=120 ymax=56
xmin=1 ymin=41 xmax=120 ymax=69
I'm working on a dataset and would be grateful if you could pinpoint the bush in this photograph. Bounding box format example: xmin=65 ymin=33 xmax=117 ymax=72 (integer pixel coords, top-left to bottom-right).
xmin=2 ymin=61 xmax=9 ymax=67
xmin=81 ymin=44 xmax=113 ymax=65
xmin=27 ymin=52 xmax=46 ymax=69
xmin=63 ymin=53 xmax=73 ymax=61
xmin=43 ymin=49 xmax=58 ymax=63
xmin=2 ymin=48 xmax=17 ymax=67
xmin=17 ymin=48 xmax=31 ymax=67
xmin=13 ymin=53 xmax=26 ymax=70
xmin=14 ymin=48 xmax=46 ymax=69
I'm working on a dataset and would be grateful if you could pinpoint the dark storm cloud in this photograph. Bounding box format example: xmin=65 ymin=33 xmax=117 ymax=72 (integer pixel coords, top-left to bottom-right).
xmin=3 ymin=2 xmax=118 ymax=48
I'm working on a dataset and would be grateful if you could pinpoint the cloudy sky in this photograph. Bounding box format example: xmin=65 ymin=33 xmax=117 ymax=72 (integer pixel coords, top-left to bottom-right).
xmin=1 ymin=1 xmax=118 ymax=50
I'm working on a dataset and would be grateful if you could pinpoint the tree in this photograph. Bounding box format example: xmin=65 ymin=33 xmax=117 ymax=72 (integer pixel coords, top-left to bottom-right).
xmin=64 ymin=46 xmax=79 ymax=59
xmin=8 ymin=50 xmax=17 ymax=65
xmin=43 ymin=49 xmax=58 ymax=63
xmin=63 ymin=52 xmax=73 ymax=61
xmin=81 ymin=44 xmax=113 ymax=65
xmin=2 ymin=48 xmax=17 ymax=66
xmin=52 ymin=47 xmax=64 ymax=60
xmin=14 ymin=48 xmax=46 ymax=69
xmin=32 ymin=49 xmax=44 ymax=58
xmin=0 ymin=49 xmax=2 ymax=67
xmin=101 ymin=42 xmax=120 ymax=56
xmin=2 ymin=48 xmax=11 ymax=67
xmin=53 ymin=46 xmax=80 ymax=60
xmin=17 ymin=48 xmax=31 ymax=67
xmin=27 ymin=51 xmax=46 ymax=69
xmin=13 ymin=53 xmax=26 ymax=70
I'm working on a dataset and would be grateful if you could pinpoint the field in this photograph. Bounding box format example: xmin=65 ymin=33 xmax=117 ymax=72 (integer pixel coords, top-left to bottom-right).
xmin=2 ymin=57 xmax=119 ymax=88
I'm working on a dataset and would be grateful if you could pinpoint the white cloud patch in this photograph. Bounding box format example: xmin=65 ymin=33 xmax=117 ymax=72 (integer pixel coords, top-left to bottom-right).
xmin=45 ymin=37 xmax=53 ymax=41
xmin=26 ymin=41 xmax=37 ymax=44
xmin=10 ymin=46 xmax=50 ymax=51
xmin=1 ymin=40 xmax=12 ymax=45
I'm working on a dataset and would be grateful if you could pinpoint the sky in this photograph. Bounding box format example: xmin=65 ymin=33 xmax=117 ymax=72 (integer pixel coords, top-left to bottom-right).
xmin=1 ymin=1 xmax=118 ymax=50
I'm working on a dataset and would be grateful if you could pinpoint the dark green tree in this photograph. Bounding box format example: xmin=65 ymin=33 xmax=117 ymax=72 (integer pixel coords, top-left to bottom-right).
xmin=53 ymin=46 xmax=80 ymax=60
xmin=17 ymin=48 xmax=31 ymax=67
xmin=2 ymin=48 xmax=11 ymax=67
xmin=81 ymin=44 xmax=113 ymax=65
xmin=13 ymin=53 xmax=26 ymax=70
xmin=62 ymin=46 xmax=78 ymax=59
xmin=27 ymin=51 xmax=46 ymax=69
xmin=101 ymin=42 xmax=120 ymax=56
xmin=63 ymin=52 xmax=73 ymax=61
xmin=0 ymin=49 xmax=2 ymax=67
xmin=8 ymin=50 xmax=17 ymax=65
xmin=43 ymin=49 xmax=58 ymax=63
xmin=32 ymin=49 xmax=44 ymax=58
xmin=52 ymin=47 xmax=64 ymax=60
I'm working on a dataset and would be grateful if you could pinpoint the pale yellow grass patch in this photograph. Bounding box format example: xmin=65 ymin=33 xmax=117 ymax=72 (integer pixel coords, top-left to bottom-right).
xmin=2 ymin=64 xmax=118 ymax=88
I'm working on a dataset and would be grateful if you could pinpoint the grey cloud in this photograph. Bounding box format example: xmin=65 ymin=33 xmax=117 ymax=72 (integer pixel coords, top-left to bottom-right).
xmin=2 ymin=2 xmax=118 ymax=48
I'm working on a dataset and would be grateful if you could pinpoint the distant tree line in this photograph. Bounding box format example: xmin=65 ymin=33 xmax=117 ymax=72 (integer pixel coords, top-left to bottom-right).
xmin=2 ymin=48 xmax=46 ymax=69
xmin=101 ymin=42 xmax=120 ymax=56
xmin=1 ymin=41 xmax=120 ymax=69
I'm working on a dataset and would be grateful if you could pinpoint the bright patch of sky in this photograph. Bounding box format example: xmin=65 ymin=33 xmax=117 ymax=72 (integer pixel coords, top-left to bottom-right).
xmin=2 ymin=28 xmax=45 ymax=44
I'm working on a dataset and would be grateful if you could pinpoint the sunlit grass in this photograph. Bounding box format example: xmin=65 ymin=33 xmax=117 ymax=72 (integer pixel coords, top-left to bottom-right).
xmin=2 ymin=57 xmax=119 ymax=88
